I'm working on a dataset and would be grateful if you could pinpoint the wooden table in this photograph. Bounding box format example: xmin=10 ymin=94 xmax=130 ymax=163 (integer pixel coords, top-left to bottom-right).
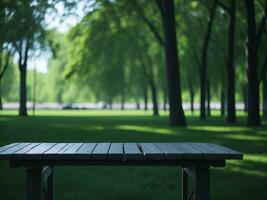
xmin=0 ymin=142 xmax=243 ymax=200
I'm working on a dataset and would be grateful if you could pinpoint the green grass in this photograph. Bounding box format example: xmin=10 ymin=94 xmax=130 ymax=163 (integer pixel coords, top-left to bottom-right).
xmin=0 ymin=110 xmax=267 ymax=200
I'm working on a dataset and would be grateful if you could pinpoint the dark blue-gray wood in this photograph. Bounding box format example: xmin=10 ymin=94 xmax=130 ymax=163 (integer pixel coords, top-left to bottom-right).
xmin=92 ymin=143 xmax=111 ymax=160
xmin=0 ymin=142 xmax=243 ymax=200
xmin=0 ymin=142 xmax=243 ymax=161
xmin=182 ymin=168 xmax=188 ymax=200
xmin=138 ymin=143 xmax=165 ymax=160
xmin=194 ymin=166 xmax=210 ymax=200
xmin=26 ymin=166 xmax=53 ymax=200
xmin=108 ymin=143 xmax=123 ymax=160
xmin=123 ymin=143 xmax=142 ymax=160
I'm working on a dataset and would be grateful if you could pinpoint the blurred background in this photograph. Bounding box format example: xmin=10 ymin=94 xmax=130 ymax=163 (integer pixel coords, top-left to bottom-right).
xmin=0 ymin=0 xmax=266 ymax=123
xmin=0 ymin=0 xmax=267 ymax=200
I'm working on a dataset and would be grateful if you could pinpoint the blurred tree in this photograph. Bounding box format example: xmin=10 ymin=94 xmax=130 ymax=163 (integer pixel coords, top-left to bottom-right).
xmin=0 ymin=48 xmax=12 ymax=110
xmin=243 ymin=0 xmax=267 ymax=125
xmin=157 ymin=0 xmax=186 ymax=125
xmin=1 ymin=0 xmax=54 ymax=116
xmin=1 ymin=56 xmax=18 ymax=104
xmin=226 ymin=0 xmax=237 ymax=123
xmin=199 ymin=1 xmax=218 ymax=119
xmin=1 ymin=0 xmax=265 ymax=126
xmin=262 ymin=56 xmax=267 ymax=117
xmin=0 ymin=1 xmax=14 ymax=110
xmin=218 ymin=0 xmax=237 ymax=122
xmin=129 ymin=0 xmax=185 ymax=124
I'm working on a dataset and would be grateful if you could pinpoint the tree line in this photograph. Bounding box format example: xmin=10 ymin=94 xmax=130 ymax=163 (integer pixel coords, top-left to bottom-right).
xmin=0 ymin=0 xmax=266 ymax=127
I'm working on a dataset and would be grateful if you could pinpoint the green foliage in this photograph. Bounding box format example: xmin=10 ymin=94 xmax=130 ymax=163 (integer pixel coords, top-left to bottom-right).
xmin=1 ymin=0 xmax=266 ymax=106
xmin=1 ymin=58 xmax=18 ymax=102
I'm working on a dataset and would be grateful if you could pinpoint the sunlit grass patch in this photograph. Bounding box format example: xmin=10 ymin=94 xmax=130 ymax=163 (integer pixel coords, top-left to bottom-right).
xmin=0 ymin=109 xmax=266 ymax=200
xmin=116 ymin=125 xmax=177 ymax=135
xmin=227 ymin=154 xmax=267 ymax=177
xmin=221 ymin=134 xmax=267 ymax=142
xmin=257 ymin=129 xmax=267 ymax=135
xmin=187 ymin=125 xmax=249 ymax=132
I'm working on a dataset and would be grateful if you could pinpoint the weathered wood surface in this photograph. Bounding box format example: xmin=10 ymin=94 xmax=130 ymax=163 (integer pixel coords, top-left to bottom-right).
xmin=0 ymin=142 xmax=242 ymax=200
xmin=0 ymin=142 xmax=243 ymax=161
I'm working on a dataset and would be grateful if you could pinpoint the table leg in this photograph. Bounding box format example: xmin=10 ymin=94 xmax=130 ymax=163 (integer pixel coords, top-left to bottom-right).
xmin=26 ymin=166 xmax=54 ymax=200
xmin=26 ymin=167 xmax=43 ymax=200
xmin=182 ymin=168 xmax=188 ymax=200
xmin=47 ymin=167 xmax=54 ymax=200
xmin=194 ymin=166 xmax=210 ymax=200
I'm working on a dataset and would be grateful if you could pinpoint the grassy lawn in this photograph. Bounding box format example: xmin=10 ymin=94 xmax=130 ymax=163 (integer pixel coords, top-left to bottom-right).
xmin=0 ymin=110 xmax=267 ymax=200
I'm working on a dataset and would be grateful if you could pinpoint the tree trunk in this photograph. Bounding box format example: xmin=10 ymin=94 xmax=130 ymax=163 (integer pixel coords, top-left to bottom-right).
xmin=206 ymin=80 xmax=211 ymax=117
xmin=108 ymin=98 xmax=113 ymax=110
xmin=136 ymin=101 xmax=140 ymax=110
xmin=18 ymin=40 xmax=29 ymax=117
xmin=227 ymin=0 xmax=236 ymax=123
xmin=163 ymin=87 xmax=168 ymax=111
xmin=221 ymin=89 xmax=225 ymax=116
xmin=121 ymin=92 xmax=125 ymax=110
xmin=143 ymin=85 xmax=148 ymax=111
xmin=19 ymin=65 xmax=27 ymax=116
xmin=244 ymin=0 xmax=261 ymax=126
xmin=263 ymin=73 xmax=267 ymax=117
xmin=0 ymin=46 xmax=2 ymax=110
xmin=0 ymin=80 xmax=2 ymax=110
xmin=188 ymin=80 xmax=194 ymax=113
xmin=161 ymin=0 xmax=186 ymax=126
xmin=150 ymin=80 xmax=159 ymax=116
xmin=243 ymin=84 xmax=248 ymax=112
xmin=200 ymin=1 xmax=217 ymax=119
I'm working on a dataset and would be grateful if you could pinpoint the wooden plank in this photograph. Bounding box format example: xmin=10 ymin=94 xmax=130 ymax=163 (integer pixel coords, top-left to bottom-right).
xmin=0 ymin=143 xmax=31 ymax=159
xmin=11 ymin=143 xmax=41 ymax=159
xmin=1 ymin=143 xmax=30 ymax=154
xmin=91 ymin=143 xmax=111 ymax=160
xmin=43 ymin=143 xmax=69 ymax=159
xmin=138 ymin=143 xmax=165 ymax=160
xmin=13 ymin=143 xmax=41 ymax=154
xmin=60 ymin=143 xmax=83 ymax=159
xmin=170 ymin=143 xmax=204 ymax=159
xmin=25 ymin=143 xmax=57 ymax=159
xmin=63 ymin=143 xmax=83 ymax=153
xmin=155 ymin=143 xmax=183 ymax=159
xmin=192 ymin=143 xmax=243 ymax=159
xmin=0 ymin=142 xmax=242 ymax=163
xmin=57 ymin=143 xmax=74 ymax=153
xmin=186 ymin=143 xmax=228 ymax=159
xmin=77 ymin=143 xmax=97 ymax=153
xmin=0 ymin=143 xmax=19 ymax=153
xmin=108 ymin=143 xmax=123 ymax=160
xmin=45 ymin=143 xmax=69 ymax=154
xmin=75 ymin=143 xmax=97 ymax=159
xmin=27 ymin=143 xmax=57 ymax=154
xmin=123 ymin=143 xmax=142 ymax=160
xmin=206 ymin=143 xmax=243 ymax=159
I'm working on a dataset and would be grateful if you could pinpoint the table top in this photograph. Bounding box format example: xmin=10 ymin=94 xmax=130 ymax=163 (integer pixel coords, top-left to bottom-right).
xmin=0 ymin=143 xmax=243 ymax=163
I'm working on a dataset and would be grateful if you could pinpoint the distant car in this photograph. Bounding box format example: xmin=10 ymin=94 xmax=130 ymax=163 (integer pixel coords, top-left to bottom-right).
xmin=62 ymin=104 xmax=76 ymax=110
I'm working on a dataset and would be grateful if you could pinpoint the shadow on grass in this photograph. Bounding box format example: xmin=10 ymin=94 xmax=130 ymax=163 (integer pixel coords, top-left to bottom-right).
xmin=0 ymin=113 xmax=267 ymax=200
